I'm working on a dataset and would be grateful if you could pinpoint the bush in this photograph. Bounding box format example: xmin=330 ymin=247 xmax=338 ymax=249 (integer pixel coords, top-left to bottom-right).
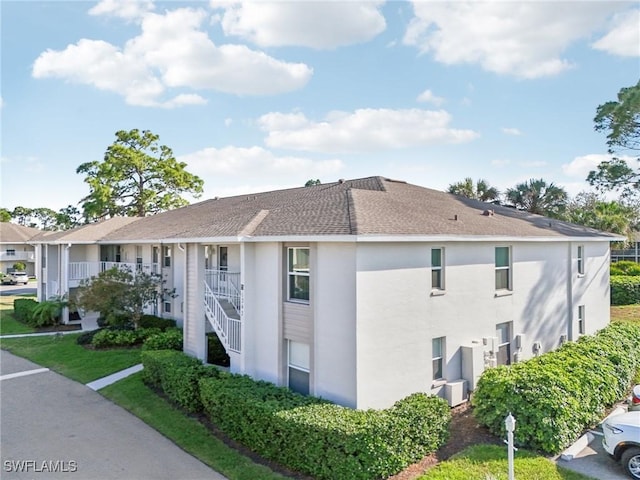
xmin=141 ymin=350 xmax=217 ymax=413
xmin=207 ymin=332 xmax=230 ymax=366
xmin=199 ymin=374 xmax=450 ymax=480
xmin=473 ymin=322 xmax=640 ymax=454
xmin=142 ymin=328 xmax=183 ymax=351
xmin=611 ymin=260 xmax=640 ymax=276
xmin=91 ymin=327 xmax=161 ymax=348
xmin=13 ymin=298 xmax=38 ymax=325
xmin=611 ymin=275 xmax=640 ymax=305
xmin=76 ymin=328 xmax=102 ymax=345
xmin=139 ymin=315 xmax=176 ymax=331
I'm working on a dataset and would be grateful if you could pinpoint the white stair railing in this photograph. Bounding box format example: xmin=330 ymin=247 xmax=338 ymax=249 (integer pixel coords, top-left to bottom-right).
xmin=204 ymin=281 xmax=241 ymax=353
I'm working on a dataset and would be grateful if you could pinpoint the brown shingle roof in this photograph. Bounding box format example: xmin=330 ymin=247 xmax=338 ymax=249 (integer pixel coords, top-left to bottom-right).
xmin=32 ymin=217 xmax=141 ymax=243
xmin=0 ymin=223 xmax=41 ymax=243
xmin=39 ymin=177 xmax=620 ymax=243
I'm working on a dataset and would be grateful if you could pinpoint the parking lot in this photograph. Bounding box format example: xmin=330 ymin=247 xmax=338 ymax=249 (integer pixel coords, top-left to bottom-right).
xmin=556 ymin=435 xmax=629 ymax=480
xmin=0 ymin=283 xmax=37 ymax=296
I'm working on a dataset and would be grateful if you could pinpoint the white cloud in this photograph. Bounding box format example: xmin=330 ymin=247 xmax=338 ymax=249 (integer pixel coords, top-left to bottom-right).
xmin=416 ymin=89 xmax=445 ymax=106
xmin=88 ymin=0 xmax=154 ymax=20
xmin=32 ymin=7 xmax=312 ymax=107
xmin=502 ymin=127 xmax=522 ymax=136
xmin=258 ymin=108 xmax=479 ymax=154
xmin=562 ymin=153 xmax=637 ymax=180
xmin=403 ymin=1 xmax=624 ymax=78
xmin=592 ymin=8 xmax=640 ymax=57
xmin=224 ymin=118 xmax=232 ymax=127
xmin=179 ymin=146 xmax=344 ymax=197
xmin=211 ymin=1 xmax=386 ymax=49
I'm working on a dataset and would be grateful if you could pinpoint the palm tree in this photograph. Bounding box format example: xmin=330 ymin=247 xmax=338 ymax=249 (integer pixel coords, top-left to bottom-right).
xmin=447 ymin=178 xmax=500 ymax=203
xmin=505 ymin=179 xmax=568 ymax=216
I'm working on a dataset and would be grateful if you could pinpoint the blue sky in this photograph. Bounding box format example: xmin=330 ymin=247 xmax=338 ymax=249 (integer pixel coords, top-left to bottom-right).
xmin=1 ymin=0 xmax=639 ymax=212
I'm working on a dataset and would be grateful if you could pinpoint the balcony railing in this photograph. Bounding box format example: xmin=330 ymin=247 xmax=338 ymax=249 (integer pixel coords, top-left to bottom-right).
xmin=69 ymin=262 xmax=160 ymax=281
xmin=0 ymin=251 xmax=36 ymax=262
xmin=205 ymin=269 xmax=241 ymax=315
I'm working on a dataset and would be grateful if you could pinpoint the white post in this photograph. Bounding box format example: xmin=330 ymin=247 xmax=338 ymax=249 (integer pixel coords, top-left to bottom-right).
xmin=505 ymin=413 xmax=516 ymax=480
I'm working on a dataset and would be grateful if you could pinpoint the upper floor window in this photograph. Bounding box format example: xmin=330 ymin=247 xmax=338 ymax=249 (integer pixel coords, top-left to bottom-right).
xmin=432 ymin=337 xmax=445 ymax=380
xmin=136 ymin=246 xmax=143 ymax=270
xmin=495 ymin=246 xmax=511 ymax=290
xmin=287 ymin=247 xmax=309 ymax=302
xmin=577 ymin=245 xmax=584 ymax=275
xmin=163 ymin=246 xmax=171 ymax=268
xmin=431 ymin=248 xmax=444 ymax=290
xmin=6 ymin=249 xmax=15 ymax=256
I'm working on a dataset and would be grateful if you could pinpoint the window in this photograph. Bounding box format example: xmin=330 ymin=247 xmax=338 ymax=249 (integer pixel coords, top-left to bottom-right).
xmin=136 ymin=246 xmax=143 ymax=271
xmin=496 ymin=322 xmax=512 ymax=366
xmin=495 ymin=247 xmax=511 ymax=290
xmin=163 ymin=246 xmax=171 ymax=267
xmin=578 ymin=305 xmax=585 ymax=335
xmin=288 ymin=341 xmax=310 ymax=395
xmin=164 ymin=301 xmax=172 ymax=313
xmin=431 ymin=248 xmax=444 ymax=290
xmin=6 ymin=249 xmax=15 ymax=256
xmin=577 ymin=245 xmax=584 ymax=275
xmin=287 ymin=247 xmax=310 ymax=302
xmin=432 ymin=337 xmax=444 ymax=380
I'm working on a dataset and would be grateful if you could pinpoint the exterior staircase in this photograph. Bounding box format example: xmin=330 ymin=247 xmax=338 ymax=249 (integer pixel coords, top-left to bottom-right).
xmin=204 ymin=281 xmax=242 ymax=353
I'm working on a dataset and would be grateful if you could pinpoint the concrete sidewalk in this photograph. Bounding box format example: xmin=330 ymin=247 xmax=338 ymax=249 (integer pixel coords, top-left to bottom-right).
xmin=1 ymin=350 xmax=226 ymax=480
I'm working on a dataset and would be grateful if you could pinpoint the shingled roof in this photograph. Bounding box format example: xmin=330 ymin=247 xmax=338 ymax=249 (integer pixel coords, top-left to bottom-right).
xmin=91 ymin=176 xmax=618 ymax=242
xmin=35 ymin=176 xmax=620 ymax=243
xmin=0 ymin=223 xmax=41 ymax=243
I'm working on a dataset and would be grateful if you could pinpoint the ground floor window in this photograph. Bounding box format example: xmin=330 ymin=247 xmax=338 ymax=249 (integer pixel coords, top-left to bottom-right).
xmin=432 ymin=337 xmax=445 ymax=380
xmin=164 ymin=301 xmax=171 ymax=313
xmin=288 ymin=340 xmax=310 ymax=395
xmin=496 ymin=322 xmax=512 ymax=366
xmin=578 ymin=305 xmax=585 ymax=335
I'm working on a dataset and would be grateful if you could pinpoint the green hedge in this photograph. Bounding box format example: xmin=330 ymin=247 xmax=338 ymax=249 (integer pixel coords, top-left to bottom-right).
xmin=141 ymin=350 xmax=217 ymax=413
xmin=139 ymin=315 xmax=176 ymax=331
xmin=13 ymin=298 xmax=38 ymax=324
xmin=142 ymin=328 xmax=183 ymax=351
xmin=207 ymin=332 xmax=230 ymax=366
xmin=200 ymin=374 xmax=450 ymax=480
xmin=611 ymin=275 xmax=640 ymax=305
xmin=473 ymin=322 xmax=640 ymax=454
xmin=611 ymin=261 xmax=640 ymax=276
xmin=91 ymin=327 xmax=161 ymax=348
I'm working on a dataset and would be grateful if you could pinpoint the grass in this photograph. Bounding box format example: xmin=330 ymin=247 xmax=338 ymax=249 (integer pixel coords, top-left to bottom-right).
xmin=419 ymin=445 xmax=595 ymax=480
xmin=0 ymin=333 xmax=141 ymax=383
xmin=0 ymin=294 xmax=36 ymax=335
xmin=100 ymin=373 xmax=285 ymax=480
xmin=611 ymin=304 xmax=640 ymax=324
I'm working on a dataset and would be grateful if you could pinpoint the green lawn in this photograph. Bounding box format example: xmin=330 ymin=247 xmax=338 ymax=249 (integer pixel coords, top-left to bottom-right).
xmin=419 ymin=445 xmax=595 ymax=480
xmin=0 ymin=294 xmax=36 ymax=335
xmin=101 ymin=373 xmax=285 ymax=480
xmin=0 ymin=333 xmax=141 ymax=383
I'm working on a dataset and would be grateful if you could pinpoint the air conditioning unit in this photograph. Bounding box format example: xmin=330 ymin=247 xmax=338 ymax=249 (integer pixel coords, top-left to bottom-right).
xmin=559 ymin=334 xmax=567 ymax=345
xmin=444 ymin=379 xmax=468 ymax=407
xmin=461 ymin=343 xmax=485 ymax=391
xmin=483 ymin=336 xmax=499 ymax=353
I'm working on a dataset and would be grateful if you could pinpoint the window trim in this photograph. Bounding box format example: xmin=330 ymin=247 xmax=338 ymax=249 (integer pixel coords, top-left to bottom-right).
xmin=287 ymin=340 xmax=310 ymax=395
xmin=431 ymin=247 xmax=444 ymax=291
xmin=495 ymin=246 xmax=512 ymax=291
xmin=163 ymin=246 xmax=171 ymax=268
xmin=287 ymin=246 xmax=310 ymax=303
xmin=578 ymin=305 xmax=585 ymax=335
xmin=577 ymin=245 xmax=585 ymax=276
xmin=432 ymin=336 xmax=445 ymax=381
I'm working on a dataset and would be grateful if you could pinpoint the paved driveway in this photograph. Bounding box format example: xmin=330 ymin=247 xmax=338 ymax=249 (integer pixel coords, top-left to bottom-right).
xmin=556 ymin=436 xmax=629 ymax=480
xmin=1 ymin=350 xmax=226 ymax=479
xmin=0 ymin=283 xmax=37 ymax=296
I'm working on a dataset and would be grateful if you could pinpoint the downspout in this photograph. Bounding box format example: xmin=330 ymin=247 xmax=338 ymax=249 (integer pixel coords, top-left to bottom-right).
xmin=63 ymin=243 xmax=72 ymax=324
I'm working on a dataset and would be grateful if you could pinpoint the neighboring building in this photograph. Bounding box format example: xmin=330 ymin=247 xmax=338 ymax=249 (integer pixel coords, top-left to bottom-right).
xmin=0 ymin=223 xmax=40 ymax=276
xmin=32 ymin=177 xmax=622 ymax=409
xmin=611 ymin=232 xmax=640 ymax=263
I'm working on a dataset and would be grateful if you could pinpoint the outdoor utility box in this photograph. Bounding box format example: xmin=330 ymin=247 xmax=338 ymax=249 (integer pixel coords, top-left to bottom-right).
xmin=461 ymin=343 xmax=485 ymax=391
xmin=445 ymin=379 xmax=468 ymax=407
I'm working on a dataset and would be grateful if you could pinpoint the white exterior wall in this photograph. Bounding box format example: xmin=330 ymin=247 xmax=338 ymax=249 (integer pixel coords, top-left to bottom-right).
xmin=314 ymin=243 xmax=358 ymax=407
xmin=353 ymin=240 xmax=613 ymax=410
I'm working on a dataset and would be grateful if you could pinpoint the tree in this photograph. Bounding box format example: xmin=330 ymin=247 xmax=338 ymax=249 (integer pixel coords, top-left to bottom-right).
xmin=0 ymin=208 xmax=11 ymax=222
xmin=505 ymin=179 xmax=568 ymax=217
xmin=56 ymin=205 xmax=83 ymax=230
xmin=305 ymin=179 xmax=321 ymax=187
xmin=588 ymin=80 xmax=640 ymax=198
xmin=561 ymin=192 xmax=639 ymax=236
xmin=447 ymin=177 xmax=500 ymax=202
xmin=11 ymin=206 xmax=33 ymax=226
xmin=12 ymin=262 xmax=26 ymax=271
xmin=32 ymin=207 xmax=59 ymax=230
xmin=77 ymin=129 xmax=204 ymax=220
xmin=76 ymin=266 xmax=174 ymax=329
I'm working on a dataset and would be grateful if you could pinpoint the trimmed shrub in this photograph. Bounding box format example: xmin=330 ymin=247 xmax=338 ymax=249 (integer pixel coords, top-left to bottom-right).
xmin=207 ymin=332 xmax=230 ymax=367
xmin=611 ymin=260 xmax=640 ymax=276
xmin=76 ymin=328 xmax=102 ymax=345
xmin=473 ymin=322 xmax=640 ymax=454
xmin=13 ymin=298 xmax=38 ymax=325
xmin=199 ymin=374 xmax=451 ymax=480
xmin=141 ymin=350 xmax=217 ymax=413
xmin=91 ymin=327 xmax=161 ymax=348
xmin=611 ymin=275 xmax=640 ymax=305
xmin=142 ymin=328 xmax=183 ymax=351
xmin=139 ymin=314 xmax=176 ymax=331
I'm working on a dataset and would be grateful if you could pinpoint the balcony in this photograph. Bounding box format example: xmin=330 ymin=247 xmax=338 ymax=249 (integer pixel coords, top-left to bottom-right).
xmin=0 ymin=251 xmax=36 ymax=262
xmin=68 ymin=261 xmax=160 ymax=285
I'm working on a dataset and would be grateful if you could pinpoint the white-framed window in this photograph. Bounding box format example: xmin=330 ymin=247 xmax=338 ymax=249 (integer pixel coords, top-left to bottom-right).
xmin=577 ymin=245 xmax=584 ymax=275
xmin=495 ymin=246 xmax=511 ymax=291
xmin=6 ymin=249 xmax=15 ymax=256
xmin=136 ymin=246 xmax=143 ymax=270
xmin=431 ymin=248 xmax=444 ymax=290
xmin=287 ymin=247 xmax=310 ymax=302
xmin=578 ymin=305 xmax=585 ymax=335
xmin=163 ymin=246 xmax=171 ymax=268
xmin=432 ymin=337 xmax=445 ymax=381
xmin=164 ymin=301 xmax=172 ymax=313
xmin=288 ymin=340 xmax=310 ymax=395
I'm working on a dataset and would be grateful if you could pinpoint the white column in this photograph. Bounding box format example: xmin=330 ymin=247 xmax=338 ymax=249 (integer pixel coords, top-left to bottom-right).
xmin=183 ymin=243 xmax=206 ymax=360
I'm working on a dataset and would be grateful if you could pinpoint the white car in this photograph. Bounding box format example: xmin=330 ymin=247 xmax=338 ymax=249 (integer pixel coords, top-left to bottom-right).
xmin=603 ymin=411 xmax=640 ymax=479
xmin=2 ymin=271 xmax=29 ymax=285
